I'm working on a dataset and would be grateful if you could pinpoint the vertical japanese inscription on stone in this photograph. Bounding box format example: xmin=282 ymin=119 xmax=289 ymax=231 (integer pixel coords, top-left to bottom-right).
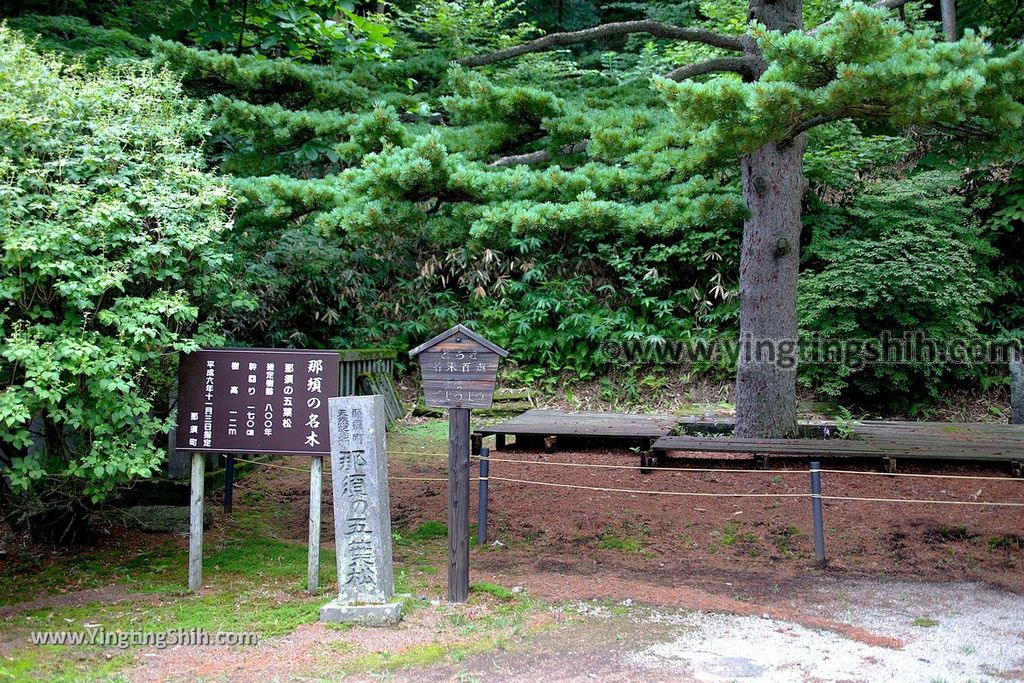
xmin=329 ymin=395 xmax=394 ymax=604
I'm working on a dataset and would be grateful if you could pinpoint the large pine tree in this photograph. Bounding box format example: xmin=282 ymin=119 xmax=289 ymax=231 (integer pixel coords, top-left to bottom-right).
xmin=460 ymin=0 xmax=1024 ymax=436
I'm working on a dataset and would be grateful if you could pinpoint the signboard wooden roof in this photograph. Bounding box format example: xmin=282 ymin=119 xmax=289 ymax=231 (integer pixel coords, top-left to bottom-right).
xmin=409 ymin=325 xmax=507 ymax=410
xmin=408 ymin=324 xmax=508 ymax=359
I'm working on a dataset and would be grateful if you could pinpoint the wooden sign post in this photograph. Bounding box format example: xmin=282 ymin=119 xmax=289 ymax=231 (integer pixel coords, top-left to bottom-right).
xmin=175 ymin=348 xmax=340 ymax=593
xmin=409 ymin=325 xmax=508 ymax=603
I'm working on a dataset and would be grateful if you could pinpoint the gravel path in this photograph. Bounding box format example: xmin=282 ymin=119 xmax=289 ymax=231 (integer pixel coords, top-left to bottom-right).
xmin=399 ymin=578 xmax=1024 ymax=682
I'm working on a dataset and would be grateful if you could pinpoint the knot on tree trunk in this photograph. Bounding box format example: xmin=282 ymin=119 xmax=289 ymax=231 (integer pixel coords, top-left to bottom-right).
xmin=752 ymin=175 xmax=768 ymax=197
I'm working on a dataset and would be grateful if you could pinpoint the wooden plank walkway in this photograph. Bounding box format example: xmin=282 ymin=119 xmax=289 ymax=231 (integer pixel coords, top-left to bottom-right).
xmin=476 ymin=409 xmax=1023 ymax=475
xmin=475 ymin=409 xmax=681 ymax=449
xmin=654 ymin=419 xmax=1024 ymax=474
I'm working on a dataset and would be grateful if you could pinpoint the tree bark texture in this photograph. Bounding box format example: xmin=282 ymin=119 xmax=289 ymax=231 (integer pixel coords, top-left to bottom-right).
xmin=940 ymin=0 xmax=957 ymax=41
xmin=1011 ymin=347 xmax=1023 ymax=425
xmin=734 ymin=0 xmax=807 ymax=438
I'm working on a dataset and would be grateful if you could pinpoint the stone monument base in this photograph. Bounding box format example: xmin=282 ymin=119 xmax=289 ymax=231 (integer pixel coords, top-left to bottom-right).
xmin=319 ymin=597 xmax=406 ymax=627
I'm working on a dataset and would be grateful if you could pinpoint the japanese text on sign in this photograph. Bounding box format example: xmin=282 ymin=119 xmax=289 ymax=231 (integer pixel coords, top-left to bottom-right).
xmin=176 ymin=349 xmax=340 ymax=455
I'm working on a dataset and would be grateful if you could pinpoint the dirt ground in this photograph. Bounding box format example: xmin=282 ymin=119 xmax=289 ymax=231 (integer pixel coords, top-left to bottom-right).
xmin=385 ymin=434 xmax=1024 ymax=594
xmin=2 ymin=416 xmax=1023 ymax=682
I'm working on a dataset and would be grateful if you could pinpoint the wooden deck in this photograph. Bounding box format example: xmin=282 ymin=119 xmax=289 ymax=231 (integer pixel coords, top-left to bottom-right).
xmin=474 ymin=409 xmax=680 ymax=450
xmin=655 ymin=419 xmax=1024 ymax=474
xmin=475 ymin=409 xmax=1024 ymax=475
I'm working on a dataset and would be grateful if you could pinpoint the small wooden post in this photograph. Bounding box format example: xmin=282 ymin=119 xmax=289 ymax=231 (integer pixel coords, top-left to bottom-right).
xmin=809 ymin=461 xmax=826 ymax=566
xmin=448 ymin=408 xmax=471 ymax=602
xmin=307 ymin=455 xmax=323 ymax=593
xmin=1010 ymin=346 xmax=1023 ymax=425
xmin=477 ymin=447 xmax=490 ymax=545
xmin=188 ymin=453 xmax=205 ymax=592
xmin=639 ymin=450 xmax=654 ymax=474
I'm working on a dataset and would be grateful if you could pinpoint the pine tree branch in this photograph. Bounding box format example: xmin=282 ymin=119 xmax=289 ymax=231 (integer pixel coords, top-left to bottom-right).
xmin=665 ymin=56 xmax=760 ymax=81
xmin=809 ymin=0 xmax=915 ymax=35
xmin=781 ymin=115 xmax=839 ymax=144
xmin=461 ymin=0 xmax=912 ymax=70
xmin=872 ymin=0 xmax=915 ymax=10
xmin=489 ymin=141 xmax=589 ymax=167
xmin=457 ymin=21 xmax=745 ymax=67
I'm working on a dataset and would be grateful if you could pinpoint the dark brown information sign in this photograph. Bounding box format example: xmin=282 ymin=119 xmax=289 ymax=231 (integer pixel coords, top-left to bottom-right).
xmin=176 ymin=348 xmax=340 ymax=455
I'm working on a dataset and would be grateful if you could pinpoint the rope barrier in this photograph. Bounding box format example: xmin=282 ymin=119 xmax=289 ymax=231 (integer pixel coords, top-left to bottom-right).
xmin=487 ymin=475 xmax=808 ymax=498
xmin=475 ymin=455 xmax=801 ymax=475
xmin=228 ymin=455 xmax=1023 ymax=506
xmin=489 ymin=475 xmax=1023 ymax=506
xmin=232 ymin=455 xmax=1021 ymax=485
xmin=231 ymin=457 xmax=312 ymax=474
xmin=387 ymin=449 xmax=1023 ymax=483
xmin=389 ymin=450 xmax=448 ymax=457
xmin=471 ymin=455 xmax=1021 ymax=482
xmin=819 ymin=468 xmax=1021 ymax=482
xmin=820 ymin=494 xmax=1024 ymax=508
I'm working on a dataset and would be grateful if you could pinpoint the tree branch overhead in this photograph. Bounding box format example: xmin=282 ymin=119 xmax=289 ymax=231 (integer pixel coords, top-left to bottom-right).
xmin=456 ymin=20 xmax=745 ymax=67
xmin=666 ymin=56 xmax=760 ymax=82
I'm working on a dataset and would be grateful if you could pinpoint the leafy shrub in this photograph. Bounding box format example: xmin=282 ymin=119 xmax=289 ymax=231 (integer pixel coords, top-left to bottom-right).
xmin=798 ymin=171 xmax=996 ymax=406
xmin=0 ymin=26 xmax=246 ymax=542
xmin=8 ymin=14 xmax=151 ymax=65
xmin=394 ymin=0 xmax=538 ymax=58
xmin=175 ymin=0 xmax=394 ymax=62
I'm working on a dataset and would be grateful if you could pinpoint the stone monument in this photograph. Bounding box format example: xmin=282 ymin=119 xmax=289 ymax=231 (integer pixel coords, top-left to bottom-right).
xmin=320 ymin=395 xmax=404 ymax=626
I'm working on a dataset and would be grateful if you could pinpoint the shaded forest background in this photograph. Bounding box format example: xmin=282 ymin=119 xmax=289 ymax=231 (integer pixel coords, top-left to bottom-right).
xmin=1 ymin=0 xmax=1023 ymax=539
xmin=5 ymin=0 xmax=1021 ymax=404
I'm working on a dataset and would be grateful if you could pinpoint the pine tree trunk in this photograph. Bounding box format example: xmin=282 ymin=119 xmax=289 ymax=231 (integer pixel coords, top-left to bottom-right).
xmin=940 ymin=0 xmax=957 ymax=41
xmin=734 ymin=140 xmax=807 ymax=437
xmin=734 ymin=0 xmax=806 ymax=438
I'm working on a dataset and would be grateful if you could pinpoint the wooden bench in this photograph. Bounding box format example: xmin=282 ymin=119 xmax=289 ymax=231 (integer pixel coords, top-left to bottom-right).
xmin=653 ymin=423 xmax=1024 ymax=476
xmin=474 ymin=409 xmax=682 ymax=453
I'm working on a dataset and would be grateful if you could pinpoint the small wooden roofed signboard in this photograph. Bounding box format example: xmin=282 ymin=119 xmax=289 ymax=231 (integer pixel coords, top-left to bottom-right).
xmin=409 ymin=324 xmax=508 ymax=409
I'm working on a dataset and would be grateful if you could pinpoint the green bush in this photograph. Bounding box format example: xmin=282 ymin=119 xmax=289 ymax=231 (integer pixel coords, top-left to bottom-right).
xmin=798 ymin=171 xmax=996 ymax=405
xmin=17 ymin=3 xmax=1023 ymax=416
xmin=0 ymin=26 xmax=247 ymax=543
xmin=8 ymin=14 xmax=151 ymax=66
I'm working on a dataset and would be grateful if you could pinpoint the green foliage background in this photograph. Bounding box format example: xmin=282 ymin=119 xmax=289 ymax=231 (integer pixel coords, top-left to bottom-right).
xmin=0 ymin=25 xmax=248 ymax=538
xmin=1 ymin=0 xmax=1023 ymax=527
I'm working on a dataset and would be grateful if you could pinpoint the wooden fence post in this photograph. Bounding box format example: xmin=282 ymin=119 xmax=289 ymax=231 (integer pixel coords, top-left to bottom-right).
xmin=188 ymin=453 xmax=204 ymax=592
xmin=809 ymin=461 xmax=826 ymax=566
xmin=308 ymin=455 xmax=323 ymax=593
xmin=1011 ymin=347 xmax=1023 ymax=425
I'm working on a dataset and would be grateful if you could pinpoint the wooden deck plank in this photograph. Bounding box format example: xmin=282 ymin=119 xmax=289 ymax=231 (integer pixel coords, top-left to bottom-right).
xmin=478 ymin=409 xmax=1023 ymax=464
xmin=476 ymin=409 xmax=679 ymax=439
xmin=652 ymin=436 xmax=885 ymax=457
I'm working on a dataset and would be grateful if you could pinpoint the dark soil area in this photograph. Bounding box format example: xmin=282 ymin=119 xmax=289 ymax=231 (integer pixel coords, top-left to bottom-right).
xmin=386 ymin=442 xmax=1024 ymax=595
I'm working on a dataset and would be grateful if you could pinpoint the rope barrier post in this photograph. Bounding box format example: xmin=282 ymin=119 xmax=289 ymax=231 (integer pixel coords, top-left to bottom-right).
xmin=477 ymin=447 xmax=490 ymax=545
xmin=223 ymin=454 xmax=235 ymax=514
xmin=809 ymin=460 xmax=826 ymax=566
xmin=307 ymin=455 xmax=323 ymax=593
